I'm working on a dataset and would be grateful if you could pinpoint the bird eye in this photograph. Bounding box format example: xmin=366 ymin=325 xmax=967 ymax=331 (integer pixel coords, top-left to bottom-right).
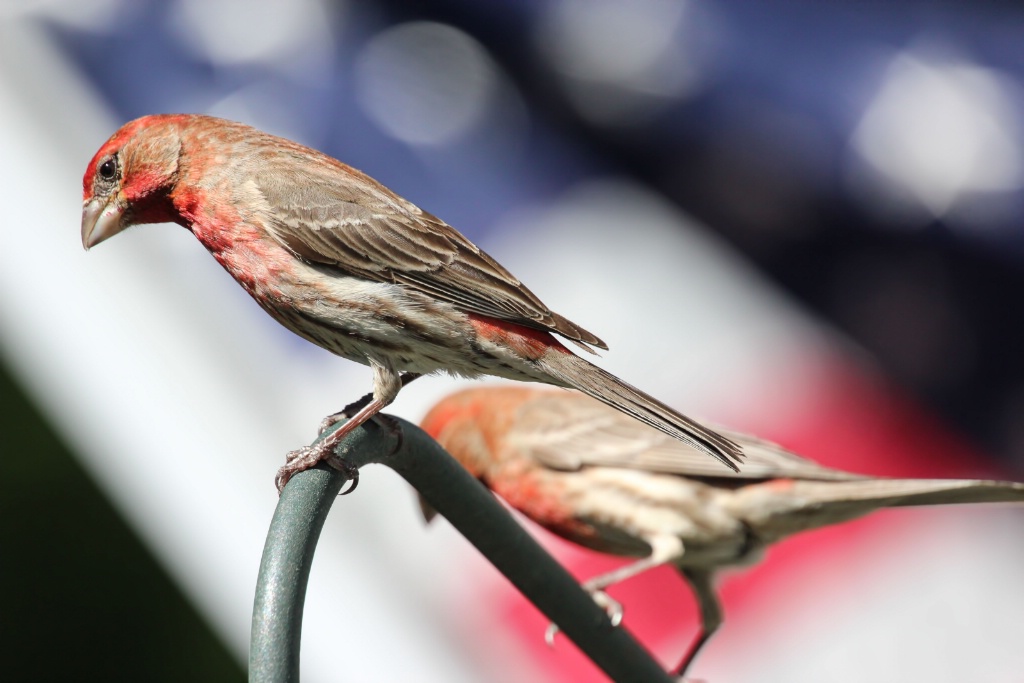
xmin=98 ymin=158 xmax=117 ymax=181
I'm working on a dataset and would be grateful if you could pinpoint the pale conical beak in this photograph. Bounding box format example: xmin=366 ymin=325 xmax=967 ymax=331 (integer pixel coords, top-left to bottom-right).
xmin=81 ymin=196 xmax=126 ymax=250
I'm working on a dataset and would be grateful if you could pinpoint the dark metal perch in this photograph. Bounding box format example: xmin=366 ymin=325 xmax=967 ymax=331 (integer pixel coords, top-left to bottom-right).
xmin=249 ymin=415 xmax=676 ymax=683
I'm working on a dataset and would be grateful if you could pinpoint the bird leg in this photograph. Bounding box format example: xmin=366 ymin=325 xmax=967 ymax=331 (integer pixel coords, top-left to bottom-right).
xmin=545 ymin=535 xmax=684 ymax=645
xmin=276 ymin=363 xmax=406 ymax=494
xmin=673 ymin=568 xmax=722 ymax=679
xmin=318 ymin=372 xmax=422 ymax=435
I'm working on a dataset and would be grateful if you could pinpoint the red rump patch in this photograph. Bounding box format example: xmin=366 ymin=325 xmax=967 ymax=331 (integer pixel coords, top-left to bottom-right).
xmin=467 ymin=315 xmax=570 ymax=360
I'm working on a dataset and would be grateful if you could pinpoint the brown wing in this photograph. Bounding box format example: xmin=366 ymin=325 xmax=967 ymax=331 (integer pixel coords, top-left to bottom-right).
xmin=253 ymin=161 xmax=607 ymax=351
xmin=514 ymin=392 xmax=859 ymax=481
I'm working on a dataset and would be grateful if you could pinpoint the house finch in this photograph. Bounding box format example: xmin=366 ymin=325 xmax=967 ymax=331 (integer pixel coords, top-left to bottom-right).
xmin=80 ymin=114 xmax=742 ymax=491
xmin=419 ymin=385 xmax=1024 ymax=677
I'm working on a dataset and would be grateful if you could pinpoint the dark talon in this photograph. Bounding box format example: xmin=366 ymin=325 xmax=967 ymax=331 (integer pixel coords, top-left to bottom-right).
xmin=276 ymin=444 xmax=320 ymax=493
xmin=276 ymin=447 xmax=361 ymax=495
xmin=326 ymin=453 xmax=360 ymax=495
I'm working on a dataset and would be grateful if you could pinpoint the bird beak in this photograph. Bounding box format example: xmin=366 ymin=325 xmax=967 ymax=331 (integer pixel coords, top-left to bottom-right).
xmin=417 ymin=493 xmax=439 ymax=524
xmin=81 ymin=195 xmax=126 ymax=250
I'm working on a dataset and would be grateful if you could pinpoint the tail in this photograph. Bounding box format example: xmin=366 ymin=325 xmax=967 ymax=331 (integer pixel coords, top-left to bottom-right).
xmin=736 ymin=478 xmax=1024 ymax=539
xmin=540 ymin=354 xmax=744 ymax=471
xmin=853 ymin=478 xmax=1024 ymax=507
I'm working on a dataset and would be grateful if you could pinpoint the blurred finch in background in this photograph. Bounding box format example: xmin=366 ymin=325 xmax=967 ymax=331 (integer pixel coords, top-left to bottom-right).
xmin=419 ymin=386 xmax=1024 ymax=676
xmin=80 ymin=114 xmax=742 ymax=490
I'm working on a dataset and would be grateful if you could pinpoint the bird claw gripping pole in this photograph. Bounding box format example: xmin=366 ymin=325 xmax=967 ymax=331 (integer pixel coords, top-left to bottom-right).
xmin=276 ymin=374 xmax=424 ymax=495
xmin=250 ymin=414 xmax=678 ymax=683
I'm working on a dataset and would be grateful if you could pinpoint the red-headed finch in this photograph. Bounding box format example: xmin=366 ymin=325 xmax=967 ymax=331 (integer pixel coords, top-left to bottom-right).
xmin=80 ymin=114 xmax=741 ymax=491
xmin=419 ymin=385 xmax=1024 ymax=677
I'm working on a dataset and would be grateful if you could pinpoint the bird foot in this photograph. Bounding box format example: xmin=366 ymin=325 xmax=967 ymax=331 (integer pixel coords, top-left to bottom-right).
xmin=544 ymin=589 xmax=623 ymax=646
xmin=275 ymin=442 xmax=360 ymax=495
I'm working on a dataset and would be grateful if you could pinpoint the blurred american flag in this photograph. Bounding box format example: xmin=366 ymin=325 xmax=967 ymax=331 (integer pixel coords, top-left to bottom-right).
xmin=2 ymin=1 xmax=1023 ymax=681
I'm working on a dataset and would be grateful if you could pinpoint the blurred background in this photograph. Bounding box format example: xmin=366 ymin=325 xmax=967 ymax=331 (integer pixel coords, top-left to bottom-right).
xmin=2 ymin=0 xmax=1023 ymax=681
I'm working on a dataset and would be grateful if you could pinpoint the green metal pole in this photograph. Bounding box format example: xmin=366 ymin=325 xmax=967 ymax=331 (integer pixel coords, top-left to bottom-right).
xmin=250 ymin=464 xmax=347 ymax=683
xmin=250 ymin=416 xmax=675 ymax=683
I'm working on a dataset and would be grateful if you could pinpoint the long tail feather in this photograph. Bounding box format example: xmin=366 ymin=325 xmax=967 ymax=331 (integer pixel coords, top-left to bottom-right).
xmin=540 ymin=354 xmax=744 ymax=471
xmin=736 ymin=478 xmax=1024 ymax=539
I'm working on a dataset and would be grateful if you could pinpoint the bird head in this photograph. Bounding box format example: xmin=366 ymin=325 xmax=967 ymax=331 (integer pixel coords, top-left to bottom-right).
xmin=417 ymin=387 xmax=500 ymax=523
xmin=81 ymin=114 xmax=187 ymax=250
xmin=417 ymin=386 xmax=540 ymax=523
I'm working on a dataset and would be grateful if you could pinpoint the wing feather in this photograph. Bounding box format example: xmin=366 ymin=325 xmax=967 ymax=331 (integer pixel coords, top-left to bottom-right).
xmin=517 ymin=393 xmax=859 ymax=481
xmin=254 ymin=165 xmax=607 ymax=350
